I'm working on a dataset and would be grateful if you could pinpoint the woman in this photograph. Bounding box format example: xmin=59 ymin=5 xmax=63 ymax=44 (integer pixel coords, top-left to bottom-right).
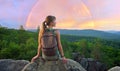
xmin=31 ymin=15 xmax=67 ymax=64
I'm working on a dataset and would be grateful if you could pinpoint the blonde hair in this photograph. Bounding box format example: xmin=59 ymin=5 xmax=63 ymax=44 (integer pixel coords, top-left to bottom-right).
xmin=38 ymin=15 xmax=56 ymax=45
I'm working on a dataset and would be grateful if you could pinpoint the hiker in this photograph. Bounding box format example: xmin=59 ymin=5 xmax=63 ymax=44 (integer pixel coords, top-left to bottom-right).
xmin=31 ymin=15 xmax=67 ymax=64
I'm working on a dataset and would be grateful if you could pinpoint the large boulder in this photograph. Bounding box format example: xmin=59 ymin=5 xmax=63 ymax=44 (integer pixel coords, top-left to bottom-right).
xmin=72 ymin=52 xmax=107 ymax=71
xmin=108 ymin=66 xmax=120 ymax=71
xmin=22 ymin=57 xmax=86 ymax=71
xmin=0 ymin=59 xmax=29 ymax=71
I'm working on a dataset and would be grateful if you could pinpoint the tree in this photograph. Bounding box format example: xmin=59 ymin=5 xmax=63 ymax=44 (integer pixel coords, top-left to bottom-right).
xmin=37 ymin=25 xmax=40 ymax=33
xmin=19 ymin=25 xmax=25 ymax=30
xmin=91 ymin=39 xmax=103 ymax=61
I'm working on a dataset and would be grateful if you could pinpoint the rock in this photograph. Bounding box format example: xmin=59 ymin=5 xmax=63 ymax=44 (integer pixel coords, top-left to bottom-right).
xmin=79 ymin=58 xmax=107 ymax=71
xmin=108 ymin=66 xmax=120 ymax=71
xmin=22 ymin=57 xmax=86 ymax=71
xmin=72 ymin=52 xmax=107 ymax=71
xmin=0 ymin=58 xmax=86 ymax=71
xmin=0 ymin=59 xmax=29 ymax=71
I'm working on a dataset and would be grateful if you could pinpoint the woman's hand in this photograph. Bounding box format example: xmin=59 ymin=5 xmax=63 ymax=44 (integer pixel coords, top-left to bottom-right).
xmin=62 ymin=56 xmax=67 ymax=64
xmin=31 ymin=55 xmax=40 ymax=62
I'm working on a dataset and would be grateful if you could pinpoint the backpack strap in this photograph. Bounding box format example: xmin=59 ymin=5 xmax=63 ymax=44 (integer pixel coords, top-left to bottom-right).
xmin=45 ymin=28 xmax=57 ymax=36
xmin=51 ymin=29 xmax=56 ymax=35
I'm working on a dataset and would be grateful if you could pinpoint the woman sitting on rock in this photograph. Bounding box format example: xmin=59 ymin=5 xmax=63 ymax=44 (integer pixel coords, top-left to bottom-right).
xmin=31 ymin=15 xmax=67 ymax=64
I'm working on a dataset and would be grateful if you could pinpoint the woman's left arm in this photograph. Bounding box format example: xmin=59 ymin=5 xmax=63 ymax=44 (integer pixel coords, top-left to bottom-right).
xmin=56 ymin=30 xmax=65 ymax=58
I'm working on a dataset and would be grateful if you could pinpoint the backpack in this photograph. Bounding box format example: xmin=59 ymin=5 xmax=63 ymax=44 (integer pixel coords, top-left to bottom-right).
xmin=41 ymin=28 xmax=58 ymax=56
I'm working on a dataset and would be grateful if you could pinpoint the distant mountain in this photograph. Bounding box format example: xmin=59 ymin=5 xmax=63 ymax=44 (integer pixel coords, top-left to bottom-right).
xmin=27 ymin=29 xmax=37 ymax=32
xmin=27 ymin=29 xmax=120 ymax=40
xmin=59 ymin=29 xmax=120 ymax=40
xmin=107 ymin=31 xmax=120 ymax=35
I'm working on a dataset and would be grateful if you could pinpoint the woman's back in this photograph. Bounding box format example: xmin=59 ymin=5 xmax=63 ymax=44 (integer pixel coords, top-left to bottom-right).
xmin=41 ymin=28 xmax=61 ymax=61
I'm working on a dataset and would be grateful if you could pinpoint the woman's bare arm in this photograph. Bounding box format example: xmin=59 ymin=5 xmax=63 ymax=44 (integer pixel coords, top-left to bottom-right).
xmin=37 ymin=44 xmax=41 ymax=56
xmin=31 ymin=31 xmax=41 ymax=62
xmin=56 ymin=30 xmax=65 ymax=57
xmin=37 ymin=31 xmax=42 ymax=56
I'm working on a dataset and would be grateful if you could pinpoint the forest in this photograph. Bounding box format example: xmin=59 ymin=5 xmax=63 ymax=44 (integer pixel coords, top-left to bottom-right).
xmin=0 ymin=27 xmax=120 ymax=69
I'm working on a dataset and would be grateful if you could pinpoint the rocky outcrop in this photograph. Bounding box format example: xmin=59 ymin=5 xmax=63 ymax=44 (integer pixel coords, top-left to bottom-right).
xmin=0 ymin=58 xmax=119 ymax=71
xmin=22 ymin=57 xmax=86 ymax=71
xmin=0 ymin=59 xmax=29 ymax=71
xmin=72 ymin=52 xmax=107 ymax=71
xmin=108 ymin=66 xmax=120 ymax=71
xmin=0 ymin=58 xmax=86 ymax=71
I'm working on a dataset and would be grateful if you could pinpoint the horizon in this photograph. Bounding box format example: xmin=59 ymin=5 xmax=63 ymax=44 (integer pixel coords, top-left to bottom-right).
xmin=0 ymin=0 xmax=120 ymax=31
xmin=1 ymin=25 xmax=120 ymax=32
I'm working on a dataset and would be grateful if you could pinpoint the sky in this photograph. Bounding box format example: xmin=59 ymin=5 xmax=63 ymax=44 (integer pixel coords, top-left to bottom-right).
xmin=0 ymin=0 xmax=120 ymax=31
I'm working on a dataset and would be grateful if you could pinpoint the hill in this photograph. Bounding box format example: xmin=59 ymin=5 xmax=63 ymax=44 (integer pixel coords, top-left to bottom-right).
xmin=27 ymin=29 xmax=120 ymax=41
xmin=107 ymin=31 xmax=120 ymax=35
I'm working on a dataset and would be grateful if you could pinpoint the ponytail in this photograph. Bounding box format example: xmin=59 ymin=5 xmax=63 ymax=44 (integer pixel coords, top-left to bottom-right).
xmin=42 ymin=21 xmax=47 ymax=31
xmin=38 ymin=20 xmax=47 ymax=45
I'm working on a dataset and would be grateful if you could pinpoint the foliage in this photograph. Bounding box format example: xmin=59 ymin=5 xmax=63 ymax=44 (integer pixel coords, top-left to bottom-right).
xmin=0 ymin=27 xmax=120 ymax=69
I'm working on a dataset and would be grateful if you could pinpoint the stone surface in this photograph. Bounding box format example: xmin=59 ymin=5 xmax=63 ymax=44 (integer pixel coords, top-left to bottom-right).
xmin=0 ymin=59 xmax=29 ymax=71
xmin=22 ymin=57 xmax=87 ymax=71
xmin=108 ymin=66 xmax=120 ymax=71
xmin=0 ymin=58 xmax=119 ymax=71
xmin=72 ymin=52 xmax=107 ymax=71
